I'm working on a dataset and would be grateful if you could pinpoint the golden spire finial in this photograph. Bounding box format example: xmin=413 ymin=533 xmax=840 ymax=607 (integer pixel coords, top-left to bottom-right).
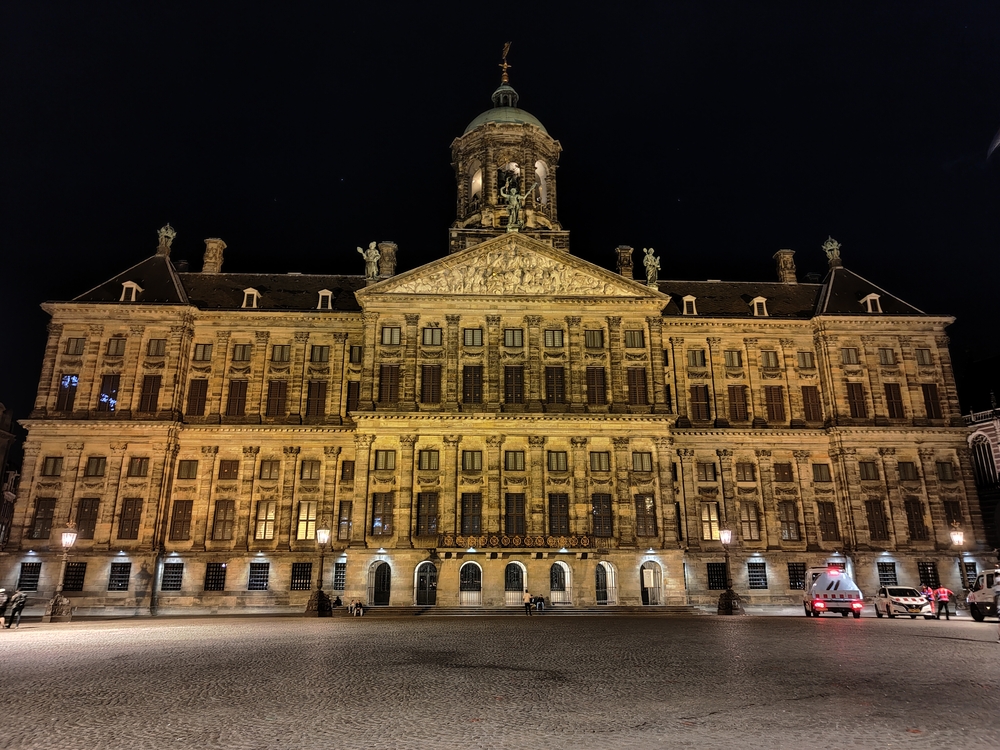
xmin=499 ymin=41 xmax=512 ymax=84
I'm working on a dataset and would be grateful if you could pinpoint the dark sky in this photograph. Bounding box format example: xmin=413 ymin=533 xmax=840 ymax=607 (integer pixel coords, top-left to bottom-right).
xmin=3 ymin=2 xmax=1000 ymax=435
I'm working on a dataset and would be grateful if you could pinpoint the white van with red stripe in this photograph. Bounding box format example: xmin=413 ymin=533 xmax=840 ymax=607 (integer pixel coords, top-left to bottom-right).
xmin=966 ymin=569 xmax=1000 ymax=621
xmin=803 ymin=566 xmax=864 ymax=618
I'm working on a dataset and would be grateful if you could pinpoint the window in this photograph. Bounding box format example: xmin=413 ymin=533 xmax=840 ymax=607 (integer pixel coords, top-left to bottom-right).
xmin=683 ymin=297 xmax=697 ymax=316
xmin=85 ymin=456 xmax=106 ymax=477
xmin=232 ymin=344 xmax=252 ymax=362
xmin=764 ymin=386 xmax=785 ymax=422
xmin=590 ymin=451 xmax=611 ymax=472
xmin=858 ymin=461 xmax=879 ymax=481
xmin=186 ymin=379 xmax=208 ymax=416
xmin=463 ymin=365 xmax=483 ymax=403
xmin=701 ymin=502 xmax=720 ymax=540
xmin=134 ymin=373 xmax=161 ymax=413
xmin=147 ymin=339 xmax=166 ymax=357
xmin=846 ymin=382 xmax=867 ymax=418
xmin=296 ymin=501 xmax=317 ymax=540
xmin=30 ymin=498 xmax=56 ymax=539
xmin=877 ymin=561 xmax=898 ymax=587
xmin=627 ymin=368 xmax=648 ymax=405
xmin=305 ymin=381 xmax=327 ymax=416
xmin=341 ymin=461 xmax=355 ymax=481
xmin=170 ymin=500 xmax=193 ymax=540
xmin=802 ymin=386 xmax=822 ymax=422
xmin=504 ymin=366 xmax=524 ymax=404
xmin=333 ymin=562 xmax=347 ymax=591
xmin=904 ymin=498 xmax=928 ymax=541
xmin=161 ymin=563 xmax=183 ymax=591
xmin=545 ymin=329 xmax=565 ymax=347
xmin=797 ymin=351 xmax=815 ymax=368
xmin=61 ymin=562 xmax=86 ymax=591
xmin=922 ymin=384 xmax=943 ymax=419
xmin=108 ymin=562 xmax=132 ymax=591
xmin=540 ymin=493 xmax=571 ymax=538
xmin=118 ymin=498 xmax=143 ymax=540
xmin=747 ymin=562 xmax=768 ymax=589
xmin=817 ymin=502 xmax=840 ymax=541
xmin=204 ymin=562 xmax=227 ymax=592
xmin=97 ymin=374 xmax=120 ymax=412
xmin=878 ymin=348 xmax=895 ymax=366
xmin=212 ymin=499 xmax=236 ymax=541
xmin=936 ymin=461 xmax=955 ymax=481
xmin=545 ymin=367 xmax=566 ymax=403
xmin=505 ymin=451 xmax=525 ymax=471
xmin=586 ymin=367 xmax=606 ymax=405
xmin=337 ymin=500 xmax=352 ymax=540
xmin=728 ymin=385 xmax=748 ymax=422
xmin=372 ymin=492 xmax=392 ymax=536
xmin=707 ymin=562 xmax=727 ymax=590
xmin=688 ymin=349 xmax=706 ymax=368
xmin=462 ymin=451 xmax=482 ymax=471
xmin=917 ymin=561 xmax=940 ymax=589
xmin=812 ymin=464 xmax=832 ymax=482
xmin=41 ymin=457 xmax=63 ymax=477
xmin=591 ymin=493 xmax=613 ymax=537
xmin=547 ymin=451 xmax=568 ymax=471
xmin=623 ymin=330 xmax=644 ymax=348
xmin=962 ymin=562 xmax=978 ymax=590
xmin=257 ymin=460 xmax=279 ymax=480
xmin=504 ymin=328 xmax=523 ymax=347
xmin=778 ymin=501 xmax=800 ymax=541
xmin=349 ymin=345 xmax=363 ymax=363
xmin=690 ymin=385 xmax=711 ymax=420
xmin=773 ymin=463 xmax=793 ymax=482
xmin=418 ymin=450 xmax=439 ymax=471
xmin=374 ymin=450 xmax=396 ymax=471
xmin=422 ymin=327 xmax=442 ymax=346
xmin=898 ymin=461 xmax=918 ymax=481
xmin=865 ymin=500 xmax=889 ymax=541
xmin=56 ymin=374 xmax=79 ymax=411
xmin=241 ymin=288 xmax=259 ymax=309
xmin=632 ymin=452 xmax=653 ymax=472
xmin=463 ymin=328 xmax=483 ymax=346
xmin=915 ymin=348 xmax=932 ymax=366
xmin=271 ymin=344 xmax=290 ymax=362
xmin=377 ymin=366 xmax=399 ymax=403
xmin=505 ymin=493 xmax=526 ymax=535
xmin=265 ymin=380 xmax=287 ymax=416
xmin=421 ymin=365 xmax=442 ymax=403
xmin=724 ymin=350 xmax=742 ymax=367
xmin=310 ymin=345 xmax=329 ymax=363
xmin=127 ymin=457 xmax=149 ymax=477
xmin=760 ymin=350 xmax=779 ymax=369
xmin=841 ymin=348 xmax=859 ymax=365
xmin=884 ymin=383 xmax=904 ymax=419
xmin=735 ymin=462 xmax=755 ymax=482
xmin=226 ymin=380 xmax=248 ymax=417
xmin=381 ymin=326 xmax=401 ymax=345
xmin=416 ymin=493 xmax=438 ymax=536
xmin=585 ymin=330 xmax=604 ymax=348
xmin=255 ymin=501 xmax=276 ymax=540
xmin=17 ymin=562 xmax=42 ymax=591
xmin=461 ymin=493 xmax=482 ymax=535
xmin=107 ymin=337 xmax=126 ymax=357
xmin=219 ymin=460 xmax=240 ymax=480
xmin=76 ymin=498 xmax=100 ymax=539
xmin=635 ymin=495 xmax=657 ymax=537
xmin=788 ymin=563 xmax=807 ymax=591
xmin=862 ymin=293 xmax=882 ymax=313
xmin=663 ymin=349 xmax=670 ymax=367
xmin=194 ymin=343 xmax=213 ymax=361
xmin=177 ymin=459 xmax=198 ymax=479
xmin=66 ymin=337 xmax=86 ymax=355
xmin=300 ymin=460 xmax=321 ymax=480
xmin=291 ymin=563 xmax=312 ymax=591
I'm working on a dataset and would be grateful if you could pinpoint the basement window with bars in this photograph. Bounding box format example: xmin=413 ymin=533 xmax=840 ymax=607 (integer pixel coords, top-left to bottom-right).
xmin=290 ymin=562 xmax=312 ymax=591
xmin=205 ymin=562 xmax=228 ymax=591
xmin=787 ymin=563 xmax=806 ymax=591
xmin=877 ymin=562 xmax=898 ymax=587
xmin=917 ymin=562 xmax=940 ymax=589
xmin=333 ymin=562 xmax=347 ymax=592
xmin=17 ymin=563 xmax=41 ymax=591
xmin=747 ymin=562 xmax=768 ymax=590
xmin=108 ymin=562 xmax=131 ymax=591
xmin=707 ymin=562 xmax=727 ymax=591
xmin=161 ymin=563 xmax=184 ymax=591
xmin=248 ymin=563 xmax=270 ymax=591
xmin=63 ymin=562 xmax=87 ymax=592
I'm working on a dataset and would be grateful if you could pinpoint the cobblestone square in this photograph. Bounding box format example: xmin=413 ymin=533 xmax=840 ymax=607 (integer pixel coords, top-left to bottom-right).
xmin=0 ymin=614 xmax=997 ymax=749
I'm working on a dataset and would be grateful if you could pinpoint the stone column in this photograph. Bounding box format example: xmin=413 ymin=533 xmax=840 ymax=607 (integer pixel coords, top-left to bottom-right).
xmin=76 ymin=325 xmax=104 ymax=414
xmin=675 ymin=448 xmax=698 ymax=549
xmin=648 ymin=318 xmax=668 ymax=413
xmin=486 ymin=435 xmax=505 ymax=535
xmin=781 ymin=338 xmax=803 ymax=425
xmin=612 ymin=437 xmax=632 ymax=544
xmin=670 ymin=337 xmax=688 ymax=424
xmin=957 ymin=445 xmax=987 ymax=544
xmin=33 ymin=323 xmax=63 ymax=414
xmin=330 ymin=332 xmax=348 ymax=423
xmin=322 ymin=447 xmax=341 ymax=538
xmin=351 ymin=435 xmax=374 ymax=546
xmin=755 ymin=449 xmax=780 ymax=549
xmin=607 ymin=317 xmax=626 ymax=412
xmin=9 ymin=444 xmax=41 ymax=548
xmin=566 ymin=316 xmax=585 ymax=412
xmin=359 ymin=313 xmax=379 ymax=409
xmin=525 ymin=315 xmax=543 ymax=411
xmin=238 ymin=446 xmax=260 ymax=547
xmin=99 ymin=442 xmax=129 ymax=548
xmin=877 ymin=447 xmax=906 ymax=546
xmin=247 ymin=331 xmax=269 ymax=419
xmin=287 ymin=332 xmax=309 ymax=422
xmin=528 ymin=436 xmax=546 ymax=532
xmin=654 ymin=437 xmax=676 ymax=546
xmin=793 ymin=449 xmax=820 ymax=549
xmin=717 ymin=449 xmax=736 ymax=538
xmin=397 ymin=435 xmax=418 ymax=546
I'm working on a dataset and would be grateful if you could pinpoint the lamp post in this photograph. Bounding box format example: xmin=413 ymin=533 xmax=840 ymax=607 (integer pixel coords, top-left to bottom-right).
xmin=43 ymin=522 xmax=78 ymax=623
xmin=950 ymin=523 xmax=966 ymax=607
xmin=305 ymin=527 xmax=332 ymax=617
xmin=717 ymin=527 xmax=743 ymax=615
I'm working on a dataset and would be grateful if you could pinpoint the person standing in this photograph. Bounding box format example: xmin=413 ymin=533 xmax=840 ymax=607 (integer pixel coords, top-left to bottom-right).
xmin=5 ymin=590 xmax=26 ymax=629
xmin=523 ymin=590 xmax=533 ymax=616
xmin=994 ymin=573 xmax=1000 ymax=644
xmin=0 ymin=588 xmax=8 ymax=629
xmin=921 ymin=585 xmax=935 ymax=616
xmin=934 ymin=584 xmax=955 ymax=620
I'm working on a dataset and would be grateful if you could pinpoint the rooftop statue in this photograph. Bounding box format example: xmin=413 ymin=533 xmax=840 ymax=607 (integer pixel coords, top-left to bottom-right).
xmin=822 ymin=236 xmax=841 ymax=262
xmin=501 ymin=177 xmax=537 ymax=232
xmin=358 ymin=241 xmax=380 ymax=280
xmin=643 ymin=247 xmax=660 ymax=286
xmin=157 ymin=223 xmax=176 ymax=251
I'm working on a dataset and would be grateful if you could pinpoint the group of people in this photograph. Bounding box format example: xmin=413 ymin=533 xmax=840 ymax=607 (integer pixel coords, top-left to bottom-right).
xmin=347 ymin=599 xmax=365 ymax=617
xmin=921 ymin=585 xmax=956 ymax=620
xmin=522 ymin=591 xmax=545 ymax=615
xmin=0 ymin=588 xmax=27 ymax=629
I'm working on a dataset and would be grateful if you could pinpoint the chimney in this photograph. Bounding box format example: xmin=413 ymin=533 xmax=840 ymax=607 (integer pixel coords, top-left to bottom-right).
xmin=773 ymin=249 xmax=797 ymax=284
xmin=616 ymin=245 xmax=634 ymax=278
xmin=377 ymin=241 xmax=398 ymax=278
xmin=202 ymin=238 xmax=226 ymax=273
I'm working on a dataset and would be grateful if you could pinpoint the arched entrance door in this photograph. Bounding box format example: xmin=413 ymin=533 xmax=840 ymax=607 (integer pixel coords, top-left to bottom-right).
xmin=371 ymin=561 xmax=391 ymax=606
xmin=595 ymin=561 xmax=618 ymax=605
xmin=504 ymin=562 xmax=525 ymax=606
xmin=459 ymin=562 xmax=482 ymax=606
xmin=549 ymin=562 xmax=572 ymax=605
xmin=416 ymin=562 xmax=437 ymax=606
xmin=640 ymin=561 xmax=662 ymax=605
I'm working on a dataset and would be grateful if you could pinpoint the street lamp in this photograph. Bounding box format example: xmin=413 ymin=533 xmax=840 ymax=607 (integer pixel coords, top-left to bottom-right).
xmin=43 ymin=522 xmax=78 ymax=623
xmin=305 ymin=526 xmax=332 ymax=617
xmin=950 ymin=523 xmax=966 ymax=596
xmin=717 ymin=527 xmax=743 ymax=615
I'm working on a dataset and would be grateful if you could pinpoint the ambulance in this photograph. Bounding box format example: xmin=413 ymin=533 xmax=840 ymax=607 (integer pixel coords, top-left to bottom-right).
xmin=802 ymin=566 xmax=864 ymax=618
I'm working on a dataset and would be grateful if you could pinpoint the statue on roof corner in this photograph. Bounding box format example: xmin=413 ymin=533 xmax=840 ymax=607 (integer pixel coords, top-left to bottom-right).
xmin=643 ymin=247 xmax=660 ymax=287
xmin=822 ymin=236 xmax=841 ymax=262
xmin=501 ymin=177 xmax=537 ymax=232
xmin=358 ymin=242 xmax=380 ymax=280
xmin=157 ymin=223 xmax=176 ymax=251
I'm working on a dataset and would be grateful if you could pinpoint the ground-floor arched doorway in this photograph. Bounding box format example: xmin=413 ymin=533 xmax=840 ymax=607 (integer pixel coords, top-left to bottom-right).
xmin=415 ymin=561 xmax=437 ymax=605
xmin=459 ymin=561 xmax=482 ymax=606
xmin=505 ymin=561 xmax=526 ymax=606
xmin=370 ymin=561 xmax=391 ymax=606
xmin=595 ymin=561 xmax=618 ymax=605
xmin=640 ymin=561 xmax=662 ymax=605
xmin=549 ymin=561 xmax=572 ymax=605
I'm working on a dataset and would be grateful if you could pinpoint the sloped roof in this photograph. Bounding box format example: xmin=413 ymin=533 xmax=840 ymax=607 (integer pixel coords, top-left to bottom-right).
xmin=656 ymin=280 xmax=823 ymax=318
xmin=816 ymin=266 xmax=926 ymax=315
xmin=74 ymin=254 xmax=188 ymax=304
xmin=178 ymin=273 xmax=365 ymax=311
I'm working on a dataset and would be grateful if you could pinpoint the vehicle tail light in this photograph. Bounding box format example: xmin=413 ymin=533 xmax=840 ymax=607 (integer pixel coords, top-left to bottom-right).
xmin=813 ymin=600 xmax=826 ymax=610
xmin=852 ymin=601 xmax=863 ymax=610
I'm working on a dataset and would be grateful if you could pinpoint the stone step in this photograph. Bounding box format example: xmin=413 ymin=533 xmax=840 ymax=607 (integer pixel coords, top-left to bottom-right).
xmin=340 ymin=604 xmax=704 ymax=617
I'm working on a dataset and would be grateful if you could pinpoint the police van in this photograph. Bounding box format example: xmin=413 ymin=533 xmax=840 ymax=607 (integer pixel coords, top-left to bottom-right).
xmin=966 ymin=569 xmax=1000 ymax=621
xmin=803 ymin=566 xmax=864 ymax=618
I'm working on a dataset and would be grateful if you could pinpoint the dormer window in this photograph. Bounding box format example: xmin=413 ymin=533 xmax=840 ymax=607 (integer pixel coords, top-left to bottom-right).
xmin=120 ymin=281 xmax=143 ymax=302
xmin=861 ymin=293 xmax=882 ymax=313
xmin=751 ymin=296 xmax=769 ymax=317
xmin=317 ymin=290 xmax=333 ymax=310
xmin=683 ymin=296 xmax=698 ymax=315
xmin=242 ymin=288 xmax=260 ymax=309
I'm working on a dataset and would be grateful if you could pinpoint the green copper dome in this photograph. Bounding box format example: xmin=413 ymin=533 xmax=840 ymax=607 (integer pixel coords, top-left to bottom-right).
xmin=463 ymin=83 xmax=548 ymax=135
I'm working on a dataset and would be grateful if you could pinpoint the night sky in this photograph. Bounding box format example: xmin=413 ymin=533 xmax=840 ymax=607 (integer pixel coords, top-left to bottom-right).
xmin=3 ymin=3 xmax=1000 ymax=443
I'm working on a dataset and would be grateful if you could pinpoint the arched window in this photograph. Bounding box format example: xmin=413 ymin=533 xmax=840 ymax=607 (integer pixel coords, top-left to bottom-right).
xmin=595 ymin=561 xmax=618 ymax=605
xmin=640 ymin=561 xmax=662 ymax=605
xmin=549 ymin=561 xmax=572 ymax=605
xmin=534 ymin=160 xmax=549 ymax=205
xmin=459 ymin=562 xmax=482 ymax=606
xmin=415 ymin=561 xmax=437 ymax=606
xmin=971 ymin=434 xmax=998 ymax=488
xmin=468 ymin=160 xmax=482 ymax=207
xmin=504 ymin=561 xmax=525 ymax=606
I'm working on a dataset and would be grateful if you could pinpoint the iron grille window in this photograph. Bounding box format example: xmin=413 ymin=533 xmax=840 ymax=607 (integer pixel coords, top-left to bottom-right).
xmin=460 ymin=564 xmax=481 ymax=591
xmin=213 ymin=500 xmax=235 ymax=541
xmin=817 ymin=502 xmax=840 ymax=541
xmin=747 ymin=562 xmax=768 ymax=589
xmin=97 ymin=374 xmax=120 ymax=412
xmin=865 ymin=500 xmax=890 ymax=541
xmin=170 ymin=500 xmax=193 ymax=541
xmin=186 ymin=378 xmax=208 ymax=416
xmin=764 ymin=386 xmax=785 ymax=422
xmin=736 ymin=462 xmax=755 ymax=481
xmin=462 ymin=366 xmax=483 ymax=403
xmin=696 ymin=462 xmax=716 ymax=482
xmin=219 ymin=460 xmax=240 ymax=480
xmin=56 ymin=374 xmax=78 ymax=411
xmin=85 ymin=456 xmax=106 ymax=477
xmin=259 ymin=460 xmax=280 ymax=480
xmin=380 ymin=326 xmax=401 ymax=345
xmin=17 ymin=562 xmax=42 ymax=591
xmin=118 ymin=498 xmax=143 ymax=540
xmin=418 ymin=450 xmax=439 ymax=471
xmin=255 ymin=501 xmax=276 ymax=540
xmin=812 ymin=463 xmax=832 ymax=482
xmin=505 ymin=451 xmax=525 ymax=471
xmin=707 ymin=562 xmax=727 ymax=591
xmin=915 ymin=348 xmax=933 ymax=365
xmin=138 ymin=375 xmax=161 ymax=412
xmin=374 ymin=450 xmax=396 ymax=471
xmin=248 ymin=562 xmax=270 ymax=591
xmin=306 ymin=381 xmax=328 ymax=416
xmin=503 ymin=328 xmax=523 ymax=347
xmin=590 ymin=451 xmax=611 ymax=472
xmin=271 ymin=344 xmax=290 ymax=362
xmin=378 ymin=366 xmax=399 ymax=403
xmin=266 ymin=380 xmax=288 ymax=416
xmin=802 ymin=386 xmax=822 ymax=421
xmin=161 ymin=563 xmax=183 ymax=591
xmin=333 ymin=562 xmax=347 ymax=591
xmin=296 ymin=501 xmax=317 ymax=540
xmin=349 ymin=346 xmax=363 ymax=363
xmin=797 ymin=351 xmax=815 ymax=368
xmin=858 ymin=461 xmax=879 ymax=481
xmin=936 ymin=461 xmax=955 ymax=481
xmin=787 ymin=563 xmax=806 ymax=590
xmin=66 ymin=337 xmax=86 ymax=355
xmin=503 ymin=366 xmax=524 ymax=404
xmin=41 ymin=457 xmax=63 ymax=477
xmin=728 ymin=385 xmax=748 ymax=421
xmin=300 ymin=460 xmax=321 ymax=480
xmin=226 ymin=380 xmax=248 ymax=416
xmin=232 ymin=344 xmax=252 ymax=361
xmin=204 ymin=562 xmax=227 ymax=591
xmin=760 ymin=350 xmax=779 ymax=369
xmin=107 ymin=337 xmax=127 ymax=356
xmin=63 ymin=562 xmax=87 ymax=592
xmin=701 ymin=502 xmax=720 ymax=540
xmin=310 ymin=345 xmax=330 ymax=363
xmin=724 ymin=350 xmax=742 ymax=367
xmin=421 ymin=365 xmax=441 ymax=403
xmin=623 ymin=330 xmax=644 ymax=348
xmin=898 ymin=461 xmax=918 ymax=481
xmin=127 ymin=457 xmax=149 ymax=477
xmin=371 ymin=493 xmax=393 ymax=535
xmin=627 ymin=368 xmax=648 ymax=405
xmin=846 ymin=382 xmax=867 ymax=418
xmin=337 ymin=501 xmax=352 ymax=540
xmin=463 ymin=328 xmax=483 ymax=346
xmin=635 ymin=495 xmax=657 ymax=537
xmin=551 ymin=564 xmax=566 ymax=591
xmin=962 ymin=562 xmax=977 ymax=589
xmin=193 ymin=343 xmax=213 ymax=361
xmin=585 ymin=329 xmax=604 ymax=348
xmin=291 ymin=562 xmax=312 ymax=591
xmin=462 ymin=451 xmax=482 ymax=471
xmin=505 ymin=493 xmax=526 ymax=535
xmin=76 ymin=498 xmax=100 ymax=539
xmin=548 ymin=493 xmax=569 ymax=535
xmin=341 ymin=461 xmax=355 ymax=481
xmin=461 ymin=493 xmax=482 ymax=535
xmin=586 ymin=367 xmax=607 ymax=405
xmin=917 ymin=561 xmax=940 ymax=589
xmin=773 ymin=463 xmax=793 ymax=482
xmin=545 ymin=329 xmax=565 ymax=347
xmin=688 ymin=349 xmax=706 ymax=367
xmin=422 ymin=327 xmax=442 ymax=346
xmin=877 ymin=561 xmax=898 ymax=587
xmin=778 ymin=501 xmax=800 ymax=541
xmin=416 ymin=493 xmax=439 ymax=536
xmin=177 ymin=459 xmax=198 ymax=479
xmin=884 ymin=383 xmax=905 ymax=418
xmin=548 ymin=451 xmax=568 ymax=471
xmin=591 ymin=493 xmax=613 ymax=537
xmin=633 ymin=452 xmax=653 ymax=472
xmin=740 ymin=502 xmax=760 ymax=541
xmin=545 ymin=367 xmax=567 ymax=403
xmin=108 ymin=562 xmax=131 ymax=591
xmin=904 ymin=498 xmax=928 ymax=541
xmin=690 ymin=385 xmax=711 ymax=420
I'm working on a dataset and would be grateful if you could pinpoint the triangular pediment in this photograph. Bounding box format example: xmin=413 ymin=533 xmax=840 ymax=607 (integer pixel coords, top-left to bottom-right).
xmin=357 ymin=234 xmax=666 ymax=300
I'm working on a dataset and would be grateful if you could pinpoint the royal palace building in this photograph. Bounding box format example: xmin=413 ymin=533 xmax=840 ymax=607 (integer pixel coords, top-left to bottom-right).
xmin=1 ymin=68 xmax=991 ymax=616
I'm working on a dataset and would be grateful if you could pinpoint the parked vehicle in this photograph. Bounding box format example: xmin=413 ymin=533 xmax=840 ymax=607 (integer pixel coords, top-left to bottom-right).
xmin=803 ymin=566 xmax=864 ymax=618
xmin=966 ymin=569 xmax=1000 ymax=621
xmin=873 ymin=586 xmax=934 ymax=619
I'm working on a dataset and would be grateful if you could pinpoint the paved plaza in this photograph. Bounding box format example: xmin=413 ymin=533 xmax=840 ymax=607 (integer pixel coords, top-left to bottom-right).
xmin=0 ymin=613 xmax=997 ymax=749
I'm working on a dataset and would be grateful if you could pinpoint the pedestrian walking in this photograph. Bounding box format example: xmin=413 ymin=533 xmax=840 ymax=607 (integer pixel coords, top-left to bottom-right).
xmin=5 ymin=590 xmax=26 ymax=629
xmin=921 ymin=585 xmax=936 ymax=616
xmin=934 ymin=585 xmax=955 ymax=620
xmin=0 ymin=588 xmax=8 ymax=629
xmin=523 ymin=590 xmax=533 ymax=616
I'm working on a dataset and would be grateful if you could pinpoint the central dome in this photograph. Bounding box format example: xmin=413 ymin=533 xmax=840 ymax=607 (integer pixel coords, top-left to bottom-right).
xmin=463 ymin=83 xmax=548 ymax=134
